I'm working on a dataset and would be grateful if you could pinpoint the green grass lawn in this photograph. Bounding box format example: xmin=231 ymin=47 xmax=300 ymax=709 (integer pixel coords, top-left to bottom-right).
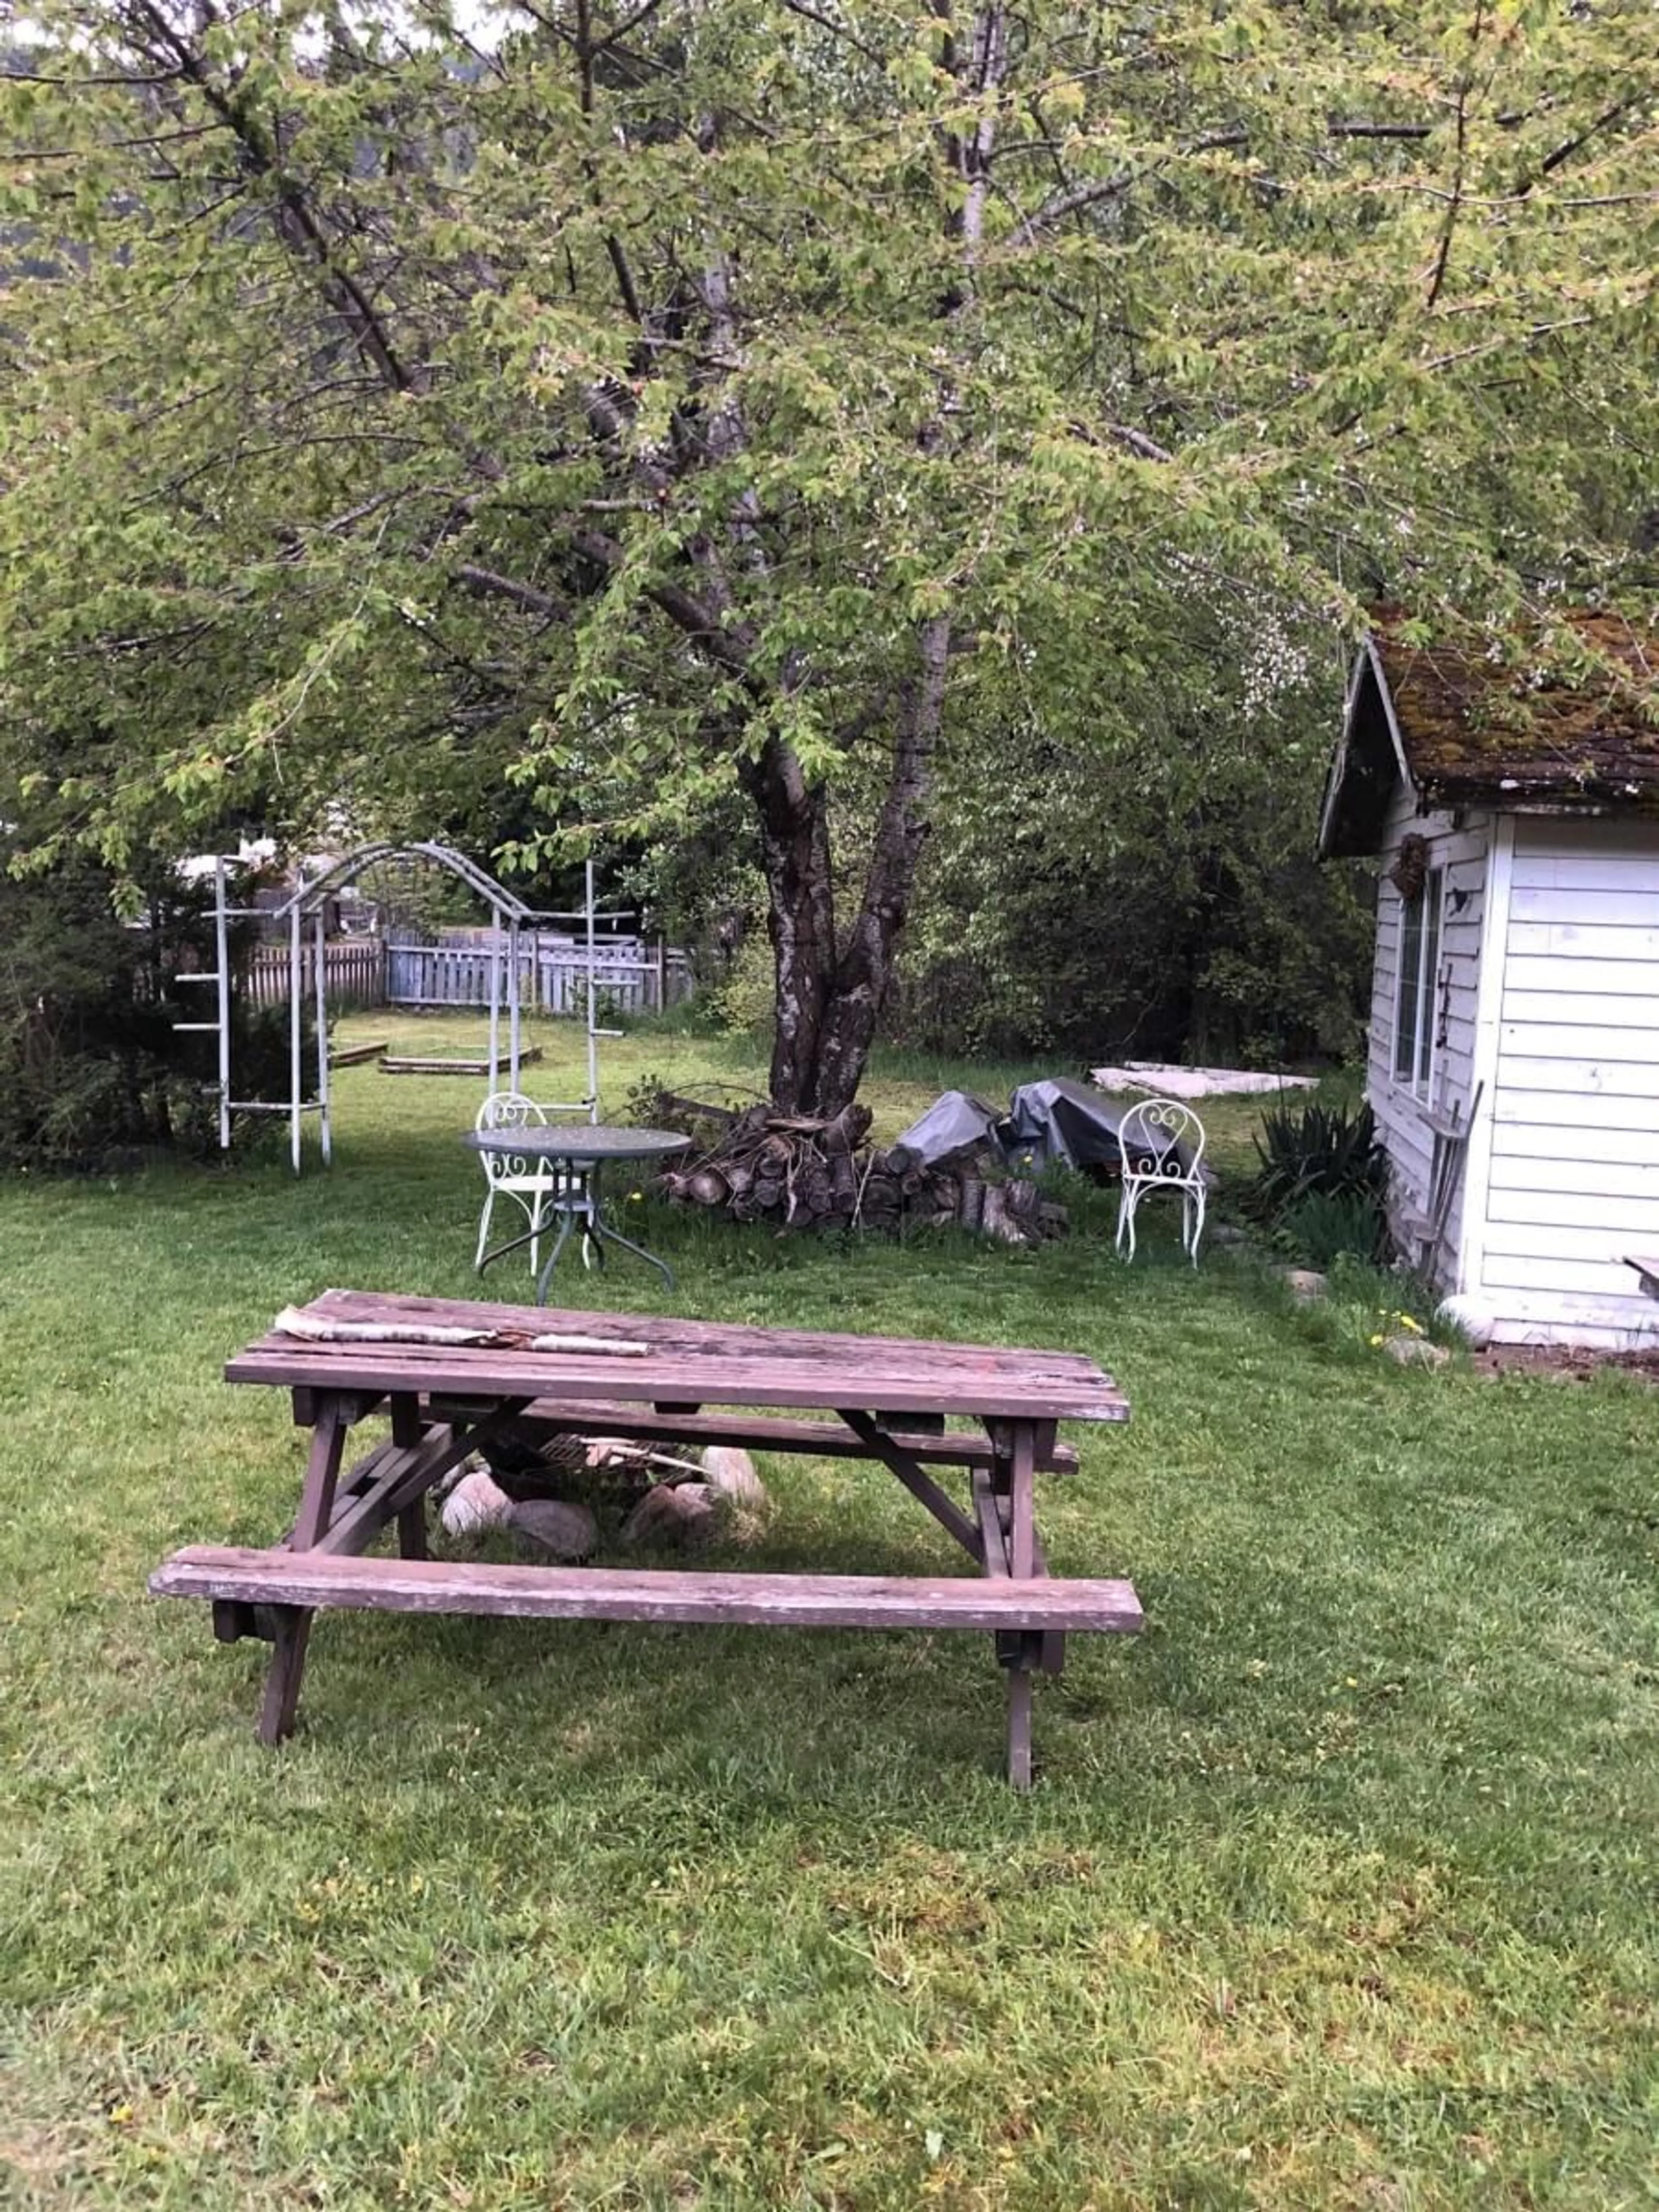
xmin=2 ymin=1015 xmax=1654 ymax=2210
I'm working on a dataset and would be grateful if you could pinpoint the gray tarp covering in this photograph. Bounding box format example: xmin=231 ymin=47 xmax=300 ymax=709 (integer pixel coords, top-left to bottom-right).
xmin=1005 ymin=1077 xmax=1176 ymax=1173
xmin=893 ymin=1078 xmax=1192 ymax=1177
xmin=889 ymin=1089 xmax=1005 ymax=1166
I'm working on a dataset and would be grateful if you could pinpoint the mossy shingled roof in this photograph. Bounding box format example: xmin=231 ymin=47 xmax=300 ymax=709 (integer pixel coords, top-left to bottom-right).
xmin=1371 ymin=610 xmax=1659 ymax=806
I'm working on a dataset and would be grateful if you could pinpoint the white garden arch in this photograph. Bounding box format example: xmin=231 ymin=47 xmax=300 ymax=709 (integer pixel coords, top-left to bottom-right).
xmin=182 ymin=844 xmax=626 ymax=1171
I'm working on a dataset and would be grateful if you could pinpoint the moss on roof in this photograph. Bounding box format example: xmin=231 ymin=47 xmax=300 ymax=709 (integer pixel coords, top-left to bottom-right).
xmin=1371 ymin=610 xmax=1659 ymax=807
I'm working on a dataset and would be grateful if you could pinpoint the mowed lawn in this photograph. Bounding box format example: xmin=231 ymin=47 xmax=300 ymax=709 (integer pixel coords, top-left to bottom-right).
xmin=1 ymin=1015 xmax=1654 ymax=2211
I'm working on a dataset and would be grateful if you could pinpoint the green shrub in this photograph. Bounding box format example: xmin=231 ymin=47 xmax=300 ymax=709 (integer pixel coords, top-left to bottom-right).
xmin=1246 ymin=1096 xmax=1388 ymax=1214
xmin=1276 ymin=1188 xmax=1389 ymax=1269
xmin=700 ymin=933 xmax=774 ymax=1040
xmin=1244 ymin=1094 xmax=1390 ymax=1265
xmin=0 ymin=849 xmax=311 ymax=1171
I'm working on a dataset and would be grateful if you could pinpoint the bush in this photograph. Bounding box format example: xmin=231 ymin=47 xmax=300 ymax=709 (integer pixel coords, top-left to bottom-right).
xmin=1246 ymin=1095 xmax=1388 ymax=1212
xmin=1276 ymin=1188 xmax=1389 ymax=1269
xmin=1244 ymin=1095 xmax=1391 ymax=1265
xmin=0 ymin=848 xmax=312 ymax=1171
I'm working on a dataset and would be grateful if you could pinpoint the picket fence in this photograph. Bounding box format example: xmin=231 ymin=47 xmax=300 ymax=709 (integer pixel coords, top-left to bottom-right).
xmin=242 ymin=935 xmax=692 ymax=1017
xmin=386 ymin=939 xmax=692 ymax=1017
xmin=246 ymin=939 xmax=387 ymax=1010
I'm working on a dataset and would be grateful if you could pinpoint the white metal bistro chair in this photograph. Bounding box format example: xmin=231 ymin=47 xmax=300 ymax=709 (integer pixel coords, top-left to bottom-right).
xmin=1114 ymin=1097 xmax=1208 ymax=1265
xmin=473 ymin=1091 xmax=597 ymax=1278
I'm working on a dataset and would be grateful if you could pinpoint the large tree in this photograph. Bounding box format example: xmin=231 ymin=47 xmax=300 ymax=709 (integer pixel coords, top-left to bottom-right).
xmin=2 ymin=0 xmax=1654 ymax=1109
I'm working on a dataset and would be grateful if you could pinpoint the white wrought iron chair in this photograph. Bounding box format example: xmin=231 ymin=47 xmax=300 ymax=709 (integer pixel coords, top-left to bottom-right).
xmin=473 ymin=1091 xmax=597 ymax=1277
xmin=1114 ymin=1097 xmax=1208 ymax=1265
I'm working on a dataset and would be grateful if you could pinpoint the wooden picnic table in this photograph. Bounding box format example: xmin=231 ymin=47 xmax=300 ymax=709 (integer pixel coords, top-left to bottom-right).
xmin=149 ymin=1288 xmax=1142 ymax=1786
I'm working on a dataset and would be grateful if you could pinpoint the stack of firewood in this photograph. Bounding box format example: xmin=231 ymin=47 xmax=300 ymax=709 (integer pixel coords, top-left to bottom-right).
xmin=642 ymin=1092 xmax=1068 ymax=1244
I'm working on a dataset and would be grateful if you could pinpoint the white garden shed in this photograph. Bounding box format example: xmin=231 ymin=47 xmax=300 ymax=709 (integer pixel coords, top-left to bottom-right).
xmin=1319 ymin=612 xmax=1659 ymax=1348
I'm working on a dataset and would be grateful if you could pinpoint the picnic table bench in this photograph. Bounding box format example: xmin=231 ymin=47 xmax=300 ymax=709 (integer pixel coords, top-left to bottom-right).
xmin=150 ymin=1288 xmax=1142 ymax=1785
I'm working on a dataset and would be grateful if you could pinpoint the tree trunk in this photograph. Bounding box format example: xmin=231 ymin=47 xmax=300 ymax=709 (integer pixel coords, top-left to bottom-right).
xmin=754 ymin=10 xmax=997 ymax=1115
xmin=739 ymin=737 xmax=838 ymax=1116
xmin=742 ymin=616 xmax=947 ymax=1118
xmin=810 ymin=613 xmax=949 ymax=1115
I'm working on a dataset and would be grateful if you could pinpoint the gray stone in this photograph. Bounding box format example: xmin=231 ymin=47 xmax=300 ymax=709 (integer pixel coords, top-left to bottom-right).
xmin=620 ymin=1481 xmax=721 ymax=1550
xmin=1436 ymin=1294 xmax=1495 ymax=1349
xmin=440 ymin=1466 xmax=515 ymax=1537
xmin=1285 ymin=1269 xmax=1328 ymax=1300
xmin=1209 ymin=1223 xmax=1249 ymax=1247
xmin=1382 ymin=1333 xmax=1451 ymax=1370
xmin=700 ymin=1445 xmax=767 ymax=1507
xmin=505 ymin=1497 xmax=599 ymax=1560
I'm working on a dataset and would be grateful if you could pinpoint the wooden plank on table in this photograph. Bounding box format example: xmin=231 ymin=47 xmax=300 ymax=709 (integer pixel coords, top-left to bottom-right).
xmin=236 ymin=1348 xmax=1122 ymax=1424
xmin=151 ymin=1547 xmax=1146 ymax=1633
xmin=228 ymin=1291 xmax=1131 ymax=1425
xmin=283 ymin=1288 xmax=1128 ymax=1391
xmin=233 ymin=1346 xmax=1126 ymax=1422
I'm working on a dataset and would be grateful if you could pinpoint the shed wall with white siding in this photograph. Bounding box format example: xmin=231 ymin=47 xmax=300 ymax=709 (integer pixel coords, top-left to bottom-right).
xmin=1466 ymin=818 xmax=1659 ymax=1347
xmin=1364 ymin=789 xmax=1491 ymax=1284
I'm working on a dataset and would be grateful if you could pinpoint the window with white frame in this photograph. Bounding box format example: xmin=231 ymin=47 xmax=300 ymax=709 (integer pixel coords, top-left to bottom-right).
xmin=1393 ymin=867 xmax=1443 ymax=1097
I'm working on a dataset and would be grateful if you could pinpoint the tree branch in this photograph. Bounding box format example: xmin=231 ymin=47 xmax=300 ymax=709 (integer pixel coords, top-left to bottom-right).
xmin=122 ymin=0 xmax=429 ymax=400
xmin=1425 ymin=0 xmax=1486 ymax=310
xmin=1527 ymin=95 xmax=1640 ymax=191
xmin=454 ymin=565 xmax=573 ymax=621
xmin=776 ymin=0 xmax=884 ymax=64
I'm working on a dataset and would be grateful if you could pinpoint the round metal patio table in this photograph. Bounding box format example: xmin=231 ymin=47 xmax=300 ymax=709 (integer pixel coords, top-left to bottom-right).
xmin=462 ymin=1125 xmax=692 ymax=1298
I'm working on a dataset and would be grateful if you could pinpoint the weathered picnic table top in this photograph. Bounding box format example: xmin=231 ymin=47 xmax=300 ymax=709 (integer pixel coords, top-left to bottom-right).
xmin=226 ymin=1287 xmax=1131 ymax=1424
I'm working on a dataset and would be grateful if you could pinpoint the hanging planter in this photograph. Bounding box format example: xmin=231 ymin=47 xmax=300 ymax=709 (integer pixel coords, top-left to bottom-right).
xmin=1389 ymin=833 xmax=1430 ymax=903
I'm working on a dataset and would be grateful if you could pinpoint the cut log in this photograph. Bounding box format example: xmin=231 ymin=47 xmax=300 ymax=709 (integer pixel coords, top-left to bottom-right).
xmin=655 ymin=1099 xmax=1068 ymax=1245
xmin=980 ymin=1184 xmax=1028 ymax=1245
xmin=657 ymin=1090 xmax=742 ymax=1127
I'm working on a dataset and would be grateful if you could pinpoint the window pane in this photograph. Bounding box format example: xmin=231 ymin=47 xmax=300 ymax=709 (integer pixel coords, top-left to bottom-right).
xmin=1417 ymin=871 xmax=1443 ymax=1093
xmin=1395 ymin=886 xmax=1422 ymax=1081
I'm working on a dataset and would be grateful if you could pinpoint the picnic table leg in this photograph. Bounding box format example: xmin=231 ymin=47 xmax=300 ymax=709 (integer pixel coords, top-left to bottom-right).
xmin=1006 ymin=1668 xmax=1034 ymax=1791
xmin=391 ymin=1395 xmax=431 ymax=1558
xmin=1002 ymin=1423 xmax=1039 ymax=1789
xmin=290 ymin=1402 xmax=350 ymax=1551
xmin=258 ymin=1400 xmax=348 ymax=1744
xmin=258 ymin=1608 xmax=313 ymax=1745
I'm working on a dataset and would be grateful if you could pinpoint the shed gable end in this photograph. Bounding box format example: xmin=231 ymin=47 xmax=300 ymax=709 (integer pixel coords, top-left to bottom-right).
xmin=1319 ymin=648 xmax=1412 ymax=859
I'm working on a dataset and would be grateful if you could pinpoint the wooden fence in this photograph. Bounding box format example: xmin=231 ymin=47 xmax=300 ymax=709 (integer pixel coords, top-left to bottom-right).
xmin=386 ymin=939 xmax=692 ymax=1016
xmin=242 ymin=935 xmax=692 ymax=1017
xmin=246 ymin=939 xmax=388 ymax=1010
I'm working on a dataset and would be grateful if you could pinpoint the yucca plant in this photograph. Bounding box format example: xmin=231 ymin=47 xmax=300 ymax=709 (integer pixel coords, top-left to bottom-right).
xmin=1244 ymin=1096 xmax=1389 ymax=1227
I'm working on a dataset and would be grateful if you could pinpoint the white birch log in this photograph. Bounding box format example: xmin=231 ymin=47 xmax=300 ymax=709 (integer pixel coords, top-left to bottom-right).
xmin=269 ymin=1308 xmax=649 ymax=1357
